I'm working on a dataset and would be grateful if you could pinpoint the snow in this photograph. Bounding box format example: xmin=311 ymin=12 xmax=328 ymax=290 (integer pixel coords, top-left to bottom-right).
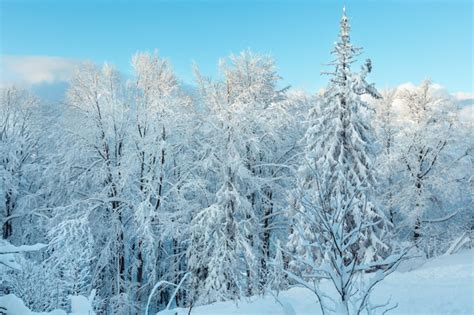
xmin=0 ymin=295 xmax=66 ymax=315
xmin=0 ymin=241 xmax=47 ymax=270
xmin=0 ymin=251 xmax=21 ymax=270
xmin=69 ymin=289 xmax=96 ymax=315
xmin=0 ymin=291 xmax=95 ymax=315
xmin=0 ymin=12 xmax=471 ymax=314
xmin=0 ymin=242 xmax=47 ymax=254
xmin=157 ymin=250 xmax=474 ymax=315
xmin=458 ymin=105 xmax=474 ymax=124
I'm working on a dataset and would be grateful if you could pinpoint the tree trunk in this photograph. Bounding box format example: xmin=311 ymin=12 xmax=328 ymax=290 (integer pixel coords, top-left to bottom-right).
xmin=136 ymin=240 xmax=143 ymax=312
xmin=260 ymin=190 xmax=273 ymax=293
xmin=2 ymin=190 xmax=13 ymax=239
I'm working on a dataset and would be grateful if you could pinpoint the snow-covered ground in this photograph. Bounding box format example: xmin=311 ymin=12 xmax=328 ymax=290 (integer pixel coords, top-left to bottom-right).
xmin=159 ymin=250 xmax=474 ymax=315
xmin=0 ymin=295 xmax=66 ymax=315
xmin=1 ymin=250 xmax=472 ymax=314
xmin=0 ymin=290 xmax=95 ymax=315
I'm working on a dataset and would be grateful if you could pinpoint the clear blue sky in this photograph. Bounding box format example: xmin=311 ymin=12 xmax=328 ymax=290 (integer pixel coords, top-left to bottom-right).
xmin=1 ymin=0 xmax=473 ymax=92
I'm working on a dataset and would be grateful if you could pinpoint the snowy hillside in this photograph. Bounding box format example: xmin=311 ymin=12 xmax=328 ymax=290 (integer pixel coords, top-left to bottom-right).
xmin=158 ymin=250 xmax=474 ymax=315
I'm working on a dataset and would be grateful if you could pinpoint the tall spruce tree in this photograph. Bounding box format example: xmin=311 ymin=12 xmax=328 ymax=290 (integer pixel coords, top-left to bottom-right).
xmin=287 ymin=8 xmax=400 ymax=314
xmin=289 ymin=6 xmax=387 ymax=266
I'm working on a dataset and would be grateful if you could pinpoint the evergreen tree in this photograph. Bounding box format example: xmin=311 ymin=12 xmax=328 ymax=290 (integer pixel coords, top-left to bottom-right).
xmin=289 ymin=6 xmax=386 ymax=266
xmin=287 ymin=8 xmax=400 ymax=314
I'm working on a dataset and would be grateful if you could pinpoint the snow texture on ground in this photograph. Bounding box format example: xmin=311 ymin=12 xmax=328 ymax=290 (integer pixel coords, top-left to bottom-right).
xmin=0 ymin=294 xmax=66 ymax=315
xmin=158 ymin=249 xmax=474 ymax=315
xmin=1 ymin=250 xmax=471 ymax=314
xmin=0 ymin=290 xmax=95 ymax=315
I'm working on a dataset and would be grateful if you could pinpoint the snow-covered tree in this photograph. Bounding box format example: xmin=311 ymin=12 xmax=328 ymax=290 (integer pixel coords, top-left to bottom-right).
xmin=267 ymin=240 xmax=288 ymax=293
xmin=64 ymin=62 xmax=132 ymax=313
xmin=128 ymin=50 xmax=194 ymax=311
xmin=0 ymin=240 xmax=49 ymax=311
xmin=373 ymin=89 xmax=399 ymax=225
xmin=289 ymin=6 xmax=387 ymax=265
xmin=392 ymin=81 xmax=469 ymax=255
xmin=47 ymin=215 xmax=94 ymax=299
xmin=287 ymin=8 xmax=400 ymax=314
xmin=0 ymin=87 xmax=42 ymax=243
xmin=187 ymin=61 xmax=258 ymax=304
xmin=187 ymin=50 xmax=295 ymax=303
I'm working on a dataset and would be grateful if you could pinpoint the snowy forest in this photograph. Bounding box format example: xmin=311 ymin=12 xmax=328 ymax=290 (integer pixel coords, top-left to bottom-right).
xmin=1 ymin=7 xmax=473 ymax=315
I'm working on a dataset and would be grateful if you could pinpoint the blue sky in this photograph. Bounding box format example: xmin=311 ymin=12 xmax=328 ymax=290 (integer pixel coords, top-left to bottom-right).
xmin=1 ymin=0 xmax=473 ymax=94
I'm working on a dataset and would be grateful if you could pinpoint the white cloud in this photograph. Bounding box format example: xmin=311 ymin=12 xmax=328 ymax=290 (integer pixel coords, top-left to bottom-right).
xmin=453 ymin=91 xmax=474 ymax=110
xmin=454 ymin=91 xmax=474 ymax=101
xmin=1 ymin=55 xmax=81 ymax=86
